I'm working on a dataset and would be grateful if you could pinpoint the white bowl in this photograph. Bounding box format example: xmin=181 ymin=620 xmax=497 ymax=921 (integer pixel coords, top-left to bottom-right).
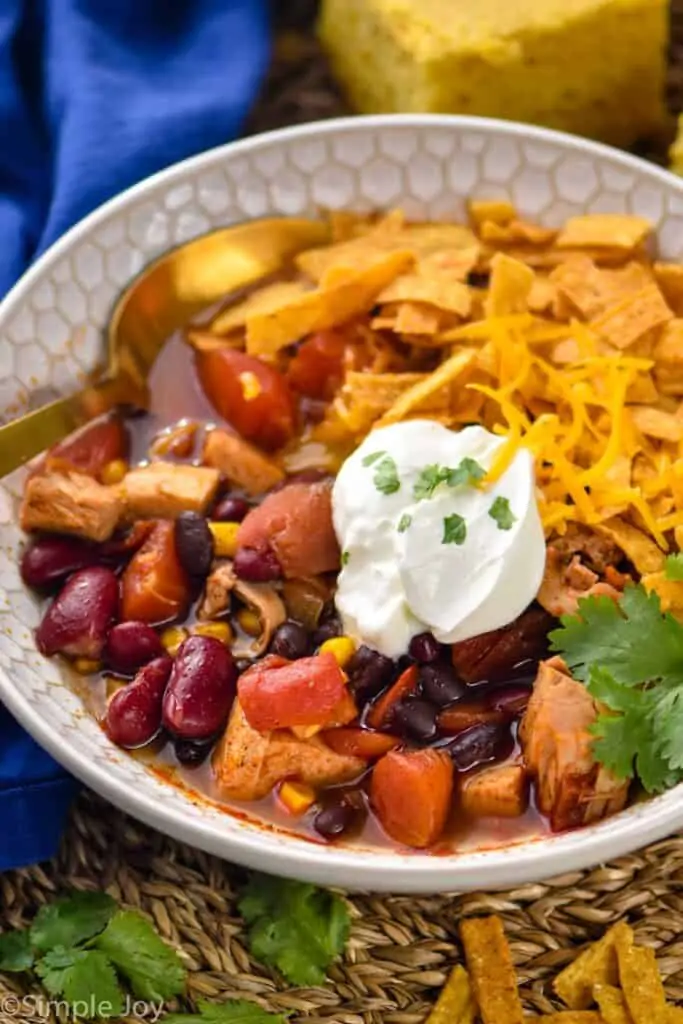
xmin=2 ymin=115 xmax=683 ymax=893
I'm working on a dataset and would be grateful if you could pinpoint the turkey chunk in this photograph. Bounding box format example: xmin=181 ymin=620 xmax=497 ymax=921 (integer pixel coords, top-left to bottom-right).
xmin=520 ymin=660 xmax=629 ymax=831
xmin=20 ymin=471 xmax=123 ymax=542
xmin=122 ymin=461 xmax=219 ymax=519
xmin=203 ymin=428 xmax=283 ymax=496
xmin=212 ymin=700 xmax=364 ymax=801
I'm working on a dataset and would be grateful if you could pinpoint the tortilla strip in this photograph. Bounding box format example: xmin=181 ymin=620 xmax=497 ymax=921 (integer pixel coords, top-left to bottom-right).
xmin=485 ymin=252 xmax=535 ymax=317
xmin=594 ymin=517 xmax=665 ymax=574
xmin=554 ymin=922 xmax=633 ymax=1009
xmin=424 ymin=964 xmax=476 ymax=1024
xmin=460 ymin=916 xmax=523 ymax=1024
xmin=617 ymin=937 xmax=668 ymax=1024
xmin=375 ymin=349 xmax=476 ymax=427
xmin=556 ymin=214 xmax=651 ymax=250
xmin=594 ymin=983 xmax=635 ymax=1024
xmin=211 ymin=280 xmax=311 ymax=335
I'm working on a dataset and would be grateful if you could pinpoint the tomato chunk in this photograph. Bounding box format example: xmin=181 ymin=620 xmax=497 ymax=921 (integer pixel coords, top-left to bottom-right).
xmin=321 ymin=727 xmax=399 ymax=761
xmin=370 ymin=748 xmax=454 ymax=848
xmin=289 ymin=330 xmax=347 ymax=400
xmin=41 ymin=416 xmax=128 ymax=479
xmin=121 ymin=521 xmax=190 ymax=624
xmin=196 ymin=348 xmax=295 ymax=450
xmin=366 ymin=664 xmax=418 ymax=730
xmin=238 ymin=652 xmax=347 ymax=731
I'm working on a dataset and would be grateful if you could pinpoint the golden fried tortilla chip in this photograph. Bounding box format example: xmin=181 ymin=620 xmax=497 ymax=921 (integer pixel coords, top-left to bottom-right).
xmin=245 ymin=251 xmax=413 ymax=356
xmin=617 ymin=937 xmax=668 ymax=1024
xmin=210 ymin=280 xmax=311 ymax=335
xmin=485 ymin=252 xmax=535 ymax=317
xmin=296 ymin=222 xmax=479 ymax=282
xmin=468 ymin=198 xmax=516 ymax=227
xmin=594 ymin=517 xmax=665 ymax=574
xmin=594 ymin=984 xmax=635 ymax=1024
xmin=392 ymin=302 xmax=444 ymax=335
xmin=460 ymin=916 xmax=523 ymax=1024
xmin=529 ymin=276 xmax=557 ymax=314
xmin=376 ymin=349 xmax=476 ymax=427
xmin=377 ymin=271 xmax=472 ymax=318
xmin=556 ymin=214 xmax=651 ymax=250
xmin=186 ymin=329 xmax=244 ymax=353
xmin=425 ymin=965 xmax=476 ymax=1024
xmin=336 ymin=370 xmax=444 ymax=433
xmin=653 ymin=320 xmax=683 ymax=394
xmin=590 ymin=284 xmax=672 ymax=350
xmin=629 ymin=405 xmax=683 ymax=442
xmin=554 ymin=922 xmax=633 ymax=1010
xmin=642 ymin=573 xmax=683 ymax=618
xmin=480 ymin=218 xmax=558 ymax=246
xmin=536 ymin=1014 xmax=605 ymax=1023
xmin=551 ymin=259 xmax=656 ymax=321
xmin=329 ymin=209 xmax=374 ymax=242
xmin=653 ymin=262 xmax=683 ymax=315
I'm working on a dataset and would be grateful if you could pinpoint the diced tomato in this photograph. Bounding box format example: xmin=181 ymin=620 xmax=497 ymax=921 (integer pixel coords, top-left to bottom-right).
xmin=120 ymin=521 xmax=190 ymax=624
xmin=366 ymin=664 xmax=419 ymax=730
xmin=370 ymin=749 xmax=454 ymax=848
xmin=195 ymin=349 xmax=295 ymax=451
xmin=41 ymin=416 xmax=128 ymax=479
xmin=238 ymin=652 xmax=347 ymax=731
xmin=321 ymin=727 xmax=400 ymax=761
xmin=288 ymin=330 xmax=347 ymax=400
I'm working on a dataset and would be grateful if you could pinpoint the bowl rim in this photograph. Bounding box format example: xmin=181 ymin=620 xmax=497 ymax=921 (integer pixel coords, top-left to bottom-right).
xmin=3 ymin=112 xmax=683 ymax=892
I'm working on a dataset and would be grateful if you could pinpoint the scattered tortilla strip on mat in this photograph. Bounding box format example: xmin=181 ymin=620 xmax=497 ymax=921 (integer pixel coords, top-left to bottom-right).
xmin=617 ymin=936 xmax=668 ymax=1024
xmin=554 ymin=921 xmax=633 ymax=1010
xmin=594 ymin=983 xmax=635 ymax=1024
xmin=424 ymin=964 xmax=476 ymax=1024
xmin=535 ymin=1014 xmax=605 ymax=1023
xmin=460 ymin=915 xmax=524 ymax=1024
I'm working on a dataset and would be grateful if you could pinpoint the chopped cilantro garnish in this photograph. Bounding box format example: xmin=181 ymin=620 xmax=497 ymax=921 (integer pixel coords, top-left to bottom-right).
xmin=442 ymin=513 xmax=467 ymax=545
xmin=414 ymin=459 xmax=485 ymax=501
xmin=341 ymin=550 xmax=350 ymax=566
xmin=397 ymin=513 xmax=412 ymax=533
xmin=665 ymin=553 xmax=683 ymax=581
xmin=488 ymin=496 xmax=516 ymax=530
xmin=550 ymin=584 xmax=683 ymax=794
xmin=373 ymin=455 xmax=400 ymax=495
xmin=362 ymin=450 xmax=386 ymax=467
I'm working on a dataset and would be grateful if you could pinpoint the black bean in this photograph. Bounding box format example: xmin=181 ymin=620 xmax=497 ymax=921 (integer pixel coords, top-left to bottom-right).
xmin=420 ymin=663 xmax=467 ymax=707
xmin=314 ymin=803 xmax=354 ymax=839
xmin=174 ymin=512 xmax=214 ymax=578
xmin=312 ymin=613 xmax=343 ymax=647
xmin=391 ymin=698 xmax=439 ymax=743
xmin=174 ymin=737 xmax=215 ymax=767
xmin=408 ymin=631 xmax=441 ymax=664
xmin=347 ymin=644 xmax=394 ymax=703
xmin=446 ymin=721 xmax=513 ymax=772
xmin=269 ymin=620 xmax=310 ymax=660
xmin=213 ymin=495 xmax=250 ymax=522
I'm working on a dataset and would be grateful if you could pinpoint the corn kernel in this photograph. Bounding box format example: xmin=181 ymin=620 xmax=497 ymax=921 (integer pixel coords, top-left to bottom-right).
xmin=319 ymin=636 xmax=356 ymax=668
xmin=279 ymin=781 xmax=316 ymax=816
xmin=192 ymin=621 xmax=234 ymax=645
xmin=160 ymin=626 xmax=189 ymax=656
xmin=73 ymin=657 xmax=101 ymax=675
xmin=237 ymin=608 xmax=262 ymax=637
xmin=100 ymin=458 xmax=128 ymax=486
xmin=208 ymin=521 xmax=240 ymax=558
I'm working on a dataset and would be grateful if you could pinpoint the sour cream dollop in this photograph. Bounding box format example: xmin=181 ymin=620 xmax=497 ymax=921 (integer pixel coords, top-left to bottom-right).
xmin=332 ymin=421 xmax=545 ymax=658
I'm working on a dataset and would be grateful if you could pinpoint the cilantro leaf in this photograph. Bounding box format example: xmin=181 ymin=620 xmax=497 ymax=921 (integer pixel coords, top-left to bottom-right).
xmin=163 ymin=999 xmax=290 ymax=1024
xmin=373 ymin=456 xmax=400 ymax=495
xmin=413 ymin=464 xmax=445 ymax=501
xmin=442 ymin=514 xmax=467 ymax=545
xmin=665 ymin=553 xmax=683 ymax=580
xmin=94 ymin=910 xmax=186 ymax=1002
xmin=550 ymin=585 xmax=683 ymax=686
xmin=341 ymin=550 xmax=350 ymax=566
xmin=361 ymin=450 xmax=386 ymax=467
xmin=397 ymin=513 xmax=412 ymax=533
xmin=239 ymin=875 xmax=349 ymax=986
xmin=0 ymin=930 xmax=33 ymax=972
xmin=445 ymin=457 xmax=485 ymax=487
xmin=488 ymin=496 xmax=516 ymax=530
xmin=30 ymin=891 xmax=117 ymax=953
xmin=36 ymin=947 xmax=124 ymax=1018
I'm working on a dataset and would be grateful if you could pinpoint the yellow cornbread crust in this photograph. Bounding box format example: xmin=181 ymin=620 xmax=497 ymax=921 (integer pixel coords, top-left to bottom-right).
xmin=318 ymin=0 xmax=669 ymax=148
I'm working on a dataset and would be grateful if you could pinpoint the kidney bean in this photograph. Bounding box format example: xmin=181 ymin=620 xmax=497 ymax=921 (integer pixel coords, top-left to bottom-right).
xmin=347 ymin=645 xmax=394 ymax=704
xmin=233 ymin=546 xmax=282 ymax=582
xmin=269 ymin=620 xmax=310 ymax=660
xmin=485 ymin=682 xmax=533 ymax=716
xmin=446 ymin=721 xmax=514 ymax=772
xmin=174 ymin=512 xmax=214 ymax=578
xmin=105 ymin=656 xmax=172 ymax=748
xmin=213 ymin=495 xmax=251 ymax=523
xmin=162 ymin=635 xmax=237 ymax=740
xmin=173 ymin=736 xmax=215 ymax=767
xmin=392 ymin=698 xmax=439 ymax=743
xmin=105 ymin=621 xmax=164 ymax=675
xmin=314 ymin=802 xmax=355 ymax=840
xmin=36 ymin=567 xmax=119 ymax=659
xmin=20 ymin=537 xmax=98 ymax=590
xmin=420 ymin=663 xmax=467 ymax=707
xmin=408 ymin=632 xmax=441 ymax=664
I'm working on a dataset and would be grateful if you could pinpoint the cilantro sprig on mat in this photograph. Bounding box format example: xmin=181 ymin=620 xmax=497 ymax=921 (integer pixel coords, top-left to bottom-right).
xmin=0 ymin=890 xmax=186 ymax=1018
xmin=239 ymin=875 xmax=350 ymax=986
xmin=550 ymin=584 xmax=683 ymax=793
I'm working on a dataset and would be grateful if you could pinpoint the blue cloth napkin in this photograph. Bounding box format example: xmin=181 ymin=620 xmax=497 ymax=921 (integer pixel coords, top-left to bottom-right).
xmin=0 ymin=0 xmax=270 ymax=869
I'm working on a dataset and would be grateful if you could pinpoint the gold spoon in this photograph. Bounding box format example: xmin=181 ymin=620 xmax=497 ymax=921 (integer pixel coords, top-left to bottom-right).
xmin=0 ymin=217 xmax=329 ymax=478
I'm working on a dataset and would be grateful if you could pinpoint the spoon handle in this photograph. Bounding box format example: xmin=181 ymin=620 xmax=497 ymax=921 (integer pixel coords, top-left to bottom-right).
xmin=0 ymin=376 xmax=134 ymax=478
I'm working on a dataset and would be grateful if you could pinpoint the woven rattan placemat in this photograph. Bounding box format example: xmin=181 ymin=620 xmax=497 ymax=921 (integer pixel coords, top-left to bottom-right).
xmin=3 ymin=3 xmax=683 ymax=1020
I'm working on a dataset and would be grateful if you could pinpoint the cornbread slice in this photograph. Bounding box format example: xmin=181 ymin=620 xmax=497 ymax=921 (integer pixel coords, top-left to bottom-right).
xmin=318 ymin=0 xmax=668 ymax=147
